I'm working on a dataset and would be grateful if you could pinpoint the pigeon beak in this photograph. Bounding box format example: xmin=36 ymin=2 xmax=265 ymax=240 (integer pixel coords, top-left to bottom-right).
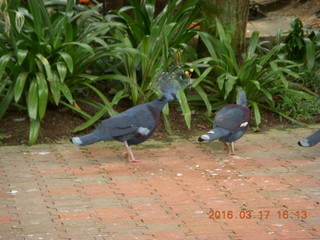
xmin=172 ymin=93 xmax=179 ymax=101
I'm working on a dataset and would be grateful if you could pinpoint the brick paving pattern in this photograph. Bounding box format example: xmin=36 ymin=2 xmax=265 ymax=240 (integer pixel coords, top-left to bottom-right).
xmin=0 ymin=126 xmax=319 ymax=240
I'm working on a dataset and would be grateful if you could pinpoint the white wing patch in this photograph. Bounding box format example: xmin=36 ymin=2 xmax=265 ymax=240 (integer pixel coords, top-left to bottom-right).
xmin=137 ymin=127 xmax=150 ymax=136
xmin=207 ymin=130 xmax=215 ymax=134
xmin=71 ymin=137 xmax=83 ymax=146
xmin=240 ymin=122 xmax=248 ymax=128
xmin=200 ymin=134 xmax=210 ymax=141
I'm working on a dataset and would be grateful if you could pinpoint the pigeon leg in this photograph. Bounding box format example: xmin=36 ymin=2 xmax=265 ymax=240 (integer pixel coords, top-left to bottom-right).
xmin=124 ymin=141 xmax=139 ymax=163
xmin=221 ymin=140 xmax=230 ymax=153
xmin=221 ymin=140 xmax=235 ymax=155
xmin=229 ymin=142 xmax=236 ymax=155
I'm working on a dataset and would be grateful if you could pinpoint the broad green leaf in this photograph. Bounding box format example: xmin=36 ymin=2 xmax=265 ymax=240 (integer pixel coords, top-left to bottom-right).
xmin=162 ymin=105 xmax=173 ymax=134
xmin=58 ymin=52 xmax=73 ymax=73
xmin=59 ymin=82 xmax=73 ymax=104
xmin=72 ymin=105 xmax=110 ymax=133
xmin=0 ymin=54 xmax=11 ymax=80
xmin=246 ymin=31 xmax=259 ymax=59
xmin=50 ymin=73 xmax=61 ymax=105
xmin=64 ymin=22 xmax=74 ymax=43
xmin=63 ymin=42 xmax=94 ymax=55
xmin=192 ymin=66 xmax=213 ymax=87
xmin=194 ymin=85 xmax=212 ymax=115
xmin=14 ymin=72 xmax=29 ymax=102
xmin=27 ymin=79 xmax=39 ymax=120
xmin=17 ymin=49 xmax=28 ymax=65
xmin=60 ymin=100 xmax=92 ymax=119
xmin=77 ymin=74 xmax=98 ymax=81
xmin=259 ymin=45 xmax=282 ymax=66
xmin=83 ymin=82 xmax=117 ymax=117
xmin=260 ymin=88 xmax=273 ymax=101
xmin=270 ymin=62 xmax=288 ymax=88
xmin=238 ymin=57 xmax=257 ymax=82
xmin=36 ymin=72 xmax=48 ymax=120
xmin=141 ymin=35 xmax=151 ymax=72
xmin=76 ymin=99 xmax=105 ymax=110
xmin=224 ymin=74 xmax=237 ymax=99
xmin=198 ymin=32 xmax=218 ymax=59
xmin=117 ymin=6 xmax=134 ymax=13
xmin=111 ymin=90 xmax=127 ymax=106
xmin=250 ymin=80 xmax=261 ymax=90
xmin=177 ymin=89 xmax=191 ymax=129
xmin=304 ymin=38 xmax=315 ymax=70
xmin=96 ymin=74 xmax=143 ymax=95
xmin=28 ymin=0 xmax=43 ymax=39
xmin=224 ymin=43 xmax=239 ymax=73
xmin=217 ymin=74 xmax=226 ymax=90
xmin=56 ymin=62 xmax=67 ymax=82
xmin=275 ymin=26 xmax=282 ymax=45
xmin=29 ymin=0 xmax=53 ymax=40
xmin=251 ymin=101 xmax=261 ymax=127
xmin=29 ymin=119 xmax=40 ymax=145
xmin=215 ymin=17 xmax=227 ymax=43
xmin=281 ymin=68 xmax=300 ymax=79
xmin=0 ymin=86 xmax=14 ymax=120
xmin=162 ymin=102 xmax=170 ymax=116
xmin=36 ymin=54 xmax=53 ymax=81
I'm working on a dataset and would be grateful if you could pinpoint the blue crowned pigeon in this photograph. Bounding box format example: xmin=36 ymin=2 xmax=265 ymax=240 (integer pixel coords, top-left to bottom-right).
xmin=70 ymin=68 xmax=191 ymax=162
xmin=198 ymin=90 xmax=251 ymax=155
xmin=298 ymin=129 xmax=320 ymax=147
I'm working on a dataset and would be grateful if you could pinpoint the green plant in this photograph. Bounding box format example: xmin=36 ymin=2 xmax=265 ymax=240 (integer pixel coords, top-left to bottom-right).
xmin=276 ymin=18 xmax=320 ymax=95
xmin=280 ymin=18 xmax=318 ymax=68
xmin=0 ymin=0 xmax=127 ymax=144
xmin=275 ymin=92 xmax=320 ymax=122
xmin=98 ymin=0 xmax=201 ymax=133
xmin=193 ymin=18 xmax=303 ymax=128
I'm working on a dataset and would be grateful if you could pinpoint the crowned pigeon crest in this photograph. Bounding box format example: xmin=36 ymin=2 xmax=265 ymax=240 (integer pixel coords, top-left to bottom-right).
xmin=198 ymin=90 xmax=251 ymax=155
xmin=70 ymin=67 xmax=191 ymax=162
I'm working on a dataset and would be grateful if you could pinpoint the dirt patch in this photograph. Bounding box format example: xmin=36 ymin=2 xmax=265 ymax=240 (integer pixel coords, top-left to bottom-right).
xmin=253 ymin=0 xmax=320 ymax=27
xmin=247 ymin=0 xmax=319 ymax=38
xmin=269 ymin=0 xmax=320 ymax=28
xmin=0 ymin=100 xmax=287 ymax=146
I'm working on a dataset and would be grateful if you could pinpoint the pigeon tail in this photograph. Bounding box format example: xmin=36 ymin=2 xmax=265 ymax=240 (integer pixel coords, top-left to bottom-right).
xmin=236 ymin=90 xmax=247 ymax=107
xmin=298 ymin=138 xmax=310 ymax=147
xmin=298 ymin=129 xmax=320 ymax=147
xmin=71 ymin=131 xmax=109 ymax=146
xmin=198 ymin=127 xmax=230 ymax=142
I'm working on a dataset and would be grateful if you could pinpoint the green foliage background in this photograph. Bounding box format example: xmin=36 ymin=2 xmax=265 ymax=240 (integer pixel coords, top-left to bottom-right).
xmin=0 ymin=0 xmax=319 ymax=144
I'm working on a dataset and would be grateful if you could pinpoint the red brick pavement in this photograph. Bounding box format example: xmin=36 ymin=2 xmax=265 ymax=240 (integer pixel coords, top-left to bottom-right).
xmin=0 ymin=126 xmax=319 ymax=239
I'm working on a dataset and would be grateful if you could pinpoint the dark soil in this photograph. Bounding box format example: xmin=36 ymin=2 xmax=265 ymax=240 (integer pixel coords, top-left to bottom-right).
xmin=0 ymin=100 xmax=286 ymax=146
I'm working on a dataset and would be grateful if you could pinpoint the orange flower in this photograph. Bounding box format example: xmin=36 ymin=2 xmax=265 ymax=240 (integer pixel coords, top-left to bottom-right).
xmin=188 ymin=21 xmax=201 ymax=29
xmin=79 ymin=0 xmax=90 ymax=4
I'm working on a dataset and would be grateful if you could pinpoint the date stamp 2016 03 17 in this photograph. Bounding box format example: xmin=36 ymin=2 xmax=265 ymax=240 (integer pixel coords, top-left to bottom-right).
xmin=208 ymin=210 xmax=308 ymax=220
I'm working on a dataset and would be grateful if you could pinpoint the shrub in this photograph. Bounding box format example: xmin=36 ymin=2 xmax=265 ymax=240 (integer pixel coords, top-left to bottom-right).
xmin=189 ymin=18 xmax=303 ymax=128
xmin=98 ymin=0 xmax=201 ymax=133
xmin=277 ymin=18 xmax=320 ymax=95
xmin=0 ymin=0 xmax=127 ymax=144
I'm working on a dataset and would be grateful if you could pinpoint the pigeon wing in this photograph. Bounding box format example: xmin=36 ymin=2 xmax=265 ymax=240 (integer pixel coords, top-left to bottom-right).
xmin=214 ymin=105 xmax=249 ymax=131
xmin=97 ymin=104 xmax=155 ymax=138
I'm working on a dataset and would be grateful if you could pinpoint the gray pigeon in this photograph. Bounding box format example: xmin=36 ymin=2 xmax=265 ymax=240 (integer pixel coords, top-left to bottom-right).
xmin=70 ymin=68 xmax=190 ymax=162
xmin=298 ymin=129 xmax=320 ymax=147
xmin=198 ymin=90 xmax=251 ymax=155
